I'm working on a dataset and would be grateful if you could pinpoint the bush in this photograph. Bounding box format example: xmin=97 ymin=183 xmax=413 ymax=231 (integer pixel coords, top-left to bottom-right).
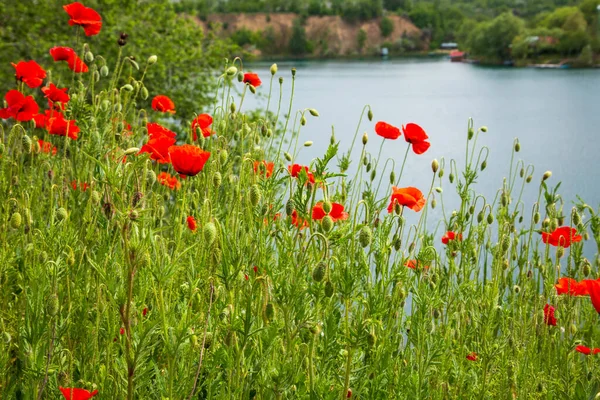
xmin=289 ymin=18 xmax=310 ymax=56
xmin=380 ymin=16 xmax=394 ymax=37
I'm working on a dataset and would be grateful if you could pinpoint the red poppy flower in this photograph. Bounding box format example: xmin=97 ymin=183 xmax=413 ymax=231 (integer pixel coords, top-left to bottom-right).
xmin=402 ymin=123 xmax=430 ymax=155
xmin=42 ymin=83 xmax=70 ymax=110
xmin=191 ymin=114 xmax=214 ymax=140
xmin=157 ymin=172 xmax=181 ymax=190
xmin=0 ymin=90 xmax=39 ymax=122
xmin=49 ymin=47 xmax=88 ymax=73
xmin=576 ymin=345 xmax=592 ymax=355
xmin=253 ymin=160 xmax=274 ymax=178
xmin=288 ymin=164 xmax=315 ymax=184
xmin=541 ymin=226 xmax=582 ymax=248
xmin=168 ymin=145 xmax=211 ymax=177
xmin=466 ymin=352 xmax=478 ymax=361
xmin=12 ymin=60 xmax=46 ymax=88
xmin=59 ymin=387 xmax=99 ymax=400
xmin=139 ymin=123 xmax=177 ymax=163
xmin=34 ymin=113 xmax=46 ymax=128
xmin=387 ymin=186 xmax=426 ymax=213
xmin=375 ymin=121 xmax=401 ymax=140
xmin=441 ymin=231 xmax=462 ymax=245
xmin=152 ymin=95 xmax=176 ymax=114
xmin=405 ymin=260 xmax=429 ymax=270
xmin=71 ymin=180 xmax=89 ymax=191
xmin=38 ymin=140 xmax=57 ymax=155
xmin=243 ymin=72 xmax=261 ymax=87
xmin=44 ymin=110 xmax=79 ymax=140
xmin=142 ymin=307 xmax=148 ymax=317
xmin=543 ymin=303 xmax=557 ymax=326
xmin=555 ymin=277 xmax=589 ymax=296
xmin=63 ymin=2 xmax=102 ymax=36
xmin=187 ymin=216 xmax=197 ymax=231
xmin=312 ymin=202 xmax=349 ymax=222
xmin=291 ymin=210 xmax=309 ymax=229
xmin=585 ymin=279 xmax=600 ymax=314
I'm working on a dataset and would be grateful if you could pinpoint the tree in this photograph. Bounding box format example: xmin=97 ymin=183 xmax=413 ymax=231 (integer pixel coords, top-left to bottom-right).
xmin=380 ymin=16 xmax=394 ymax=37
xmin=289 ymin=17 xmax=309 ymax=55
xmin=467 ymin=12 xmax=525 ymax=62
xmin=357 ymin=28 xmax=368 ymax=52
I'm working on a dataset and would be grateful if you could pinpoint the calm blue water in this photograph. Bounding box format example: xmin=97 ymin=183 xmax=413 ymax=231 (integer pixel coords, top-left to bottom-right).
xmin=244 ymin=58 xmax=600 ymax=256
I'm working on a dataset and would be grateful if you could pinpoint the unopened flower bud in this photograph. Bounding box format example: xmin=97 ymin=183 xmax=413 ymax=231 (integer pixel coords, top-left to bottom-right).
xmin=147 ymin=55 xmax=158 ymax=65
xmin=124 ymin=147 xmax=139 ymax=155
xmin=226 ymin=66 xmax=237 ymax=76
xmin=367 ymin=109 xmax=373 ymax=121
xmin=431 ymin=199 xmax=437 ymax=209
xmin=323 ymin=201 xmax=332 ymax=214
xmin=56 ymin=207 xmax=68 ymax=222
xmin=557 ymin=247 xmax=565 ymax=259
xmin=284 ymin=152 xmax=292 ymax=162
xmin=213 ymin=171 xmax=222 ymax=188
xmin=141 ymin=87 xmax=149 ymax=100
xmin=22 ymin=135 xmax=32 ymax=153
xmin=322 ymin=215 xmax=334 ymax=232
xmin=324 ymin=280 xmax=334 ymax=297
xmin=390 ymin=171 xmax=396 ymax=185
xmin=487 ymin=213 xmax=494 ymax=224
xmin=526 ymin=175 xmax=532 ymax=183
xmin=514 ymin=141 xmax=520 ymax=152
xmin=203 ymin=222 xmax=217 ymax=247
xmin=85 ymin=51 xmax=94 ymax=63
xmin=100 ymin=65 xmax=109 ymax=77
xmin=481 ymin=160 xmax=487 ymax=171
xmin=480 ymin=126 xmax=488 ymax=132
xmin=270 ymin=63 xmax=278 ymax=75
xmin=249 ymin=84 xmax=256 ymax=94
xmin=362 ymin=132 xmax=368 ymax=145
xmin=10 ymin=212 xmax=22 ymax=229
xmin=358 ymin=226 xmax=372 ymax=248
xmin=249 ymin=184 xmax=261 ymax=207
xmin=291 ymin=67 xmax=296 ymax=77
xmin=300 ymin=116 xmax=306 ymax=126
xmin=122 ymin=84 xmax=133 ymax=92
xmin=219 ymin=149 xmax=229 ymax=165
xmin=264 ymin=303 xmax=275 ymax=321
xmin=431 ymin=159 xmax=439 ymax=173
xmin=46 ymin=294 xmax=60 ymax=316
xmin=520 ymin=168 xmax=525 ymax=178
xmin=543 ymin=171 xmax=552 ymax=181
xmin=449 ymin=173 xmax=455 ymax=183
xmin=309 ymin=108 xmax=319 ymax=117
xmin=304 ymin=141 xmax=313 ymax=147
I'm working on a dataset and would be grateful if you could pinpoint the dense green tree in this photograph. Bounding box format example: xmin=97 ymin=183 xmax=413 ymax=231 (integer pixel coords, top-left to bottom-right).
xmin=467 ymin=12 xmax=524 ymax=61
xmin=380 ymin=16 xmax=395 ymax=37
xmin=289 ymin=18 xmax=309 ymax=55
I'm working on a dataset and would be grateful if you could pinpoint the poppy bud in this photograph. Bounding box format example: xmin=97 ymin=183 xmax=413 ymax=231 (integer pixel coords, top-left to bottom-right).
xmin=367 ymin=109 xmax=373 ymax=121
xmin=477 ymin=211 xmax=484 ymax=223
xmin=449 ymin=173 xmax=454 ymax=183
xmin=330 ymin=132 xmax=336 ymax=145
xmin=284 ymin=152 xmax=292 ymax=162
xmin=204 ymin=222 xmax=217 ymax=247
xmin=122 ymin=84 xmax=134 ymax=92
xmin=573 ymin=209 xmax=581 ymax=226
xmin=362 ymin=132 xmax=368 ymax=145
xmin=285 ymin=200 xmax=294 ymax=216
xmin=312 ymin=262 xmax=326 ymax=282
xmin=367 ymin=330 xmax=377 ymax=346
xmin=435 ymin=187 xmax=442 ymax=194
xmin=394 ymin=202 xmax=402 ymax=215
xmin=213 ymin=171 xmax=222 ymax=188
xmin=139 ymin=86 xmax=149 ymax=100
xmin=129 ymin=210 xmax=138 ymax=221
xmin=237 ymin=73 xmax=243 ymax=82
xmin=304 ymin=141 xmax=313 ymax=147
xmin=146 ymin=170 xmax=157 ymax=186
xmin=520 ymin=168 xmax=525 ymax=178
xmin=556 ymin=247 xmax=565 ymax=259
xmin=480 ymin=160 xmax=487 ymax=171
xmin=291 ymin=67 xmax=296 ymax=77
xmin=533 ymin=212 xmax=540 ymax=224
xmin=322 ymin=201 xmax=332 ymax=214
xmin=513 ymin=285 xmax=520 ymax=294
xmin=270 ymin=63 xmax=278 ymax=75
xmin=438 ymin=169 xmax=444 ymax=178
xmin=431 ymin=199 xmax=437 ymax=209
xmin=409 ymin=242 xmax=415 ymax=253
xmin=480 ymin=126 xmax=488 ymax=132
xmin=84 ymin=51 xmax=94 ymax=63
xmin=393 ymin=234 xmax=401 ymax=251
xmin=550 ymin=218 xmax=558 ymax=231
xmin=226 ymin=66 xmax=237 ymax=77
xmin=300 ymin=115 xmax=306 ymax=126
xmin=542 ymin=171 xmax=552 ymax=181
xmin=501 ymin=193 xmax=508 ymax=207
xmin=22 ymin=134 xmax=32 ymax=153
xmin=390 ymin=171 xmax=396 ymax=185
xmin=468 ymin=128 xmax=474 ymax=140
xmin=279 ymin=77 xmax=283 ymax=85
xmin=264 ymin=302 xmax=275 ymax=321
xmin=10 ymin=212 xmax=22 ymax=229
xmin=324 ymin=280 xmax=334 ymax=297
xmin=124 ymin=147 xmax=139 ymax=156
xmin=56 ymin=207 xmax=68 ymax=222
xmin=249 ymin=84 xmax=256 ymax=94
xmin=366 ymin=162 xmax=371 ymax=173
xmin=486 ymin=213 xmax=493 ymax=225
xmin=46 ymin=294 xmax=59 ymax=316
xmin=309 ymin=108 xmax=319 ymax=117
xmin=322 ymin=215 xmax=334 ymax=232
xmin=502 ymin=236 xmax=511 ymax=253
xmin=100 ymin=65 xmax=109 ymax=77
xmin=359 ymin=226 xmax=372 ymax=248
xmin=249 ymin=184 xmax=261 ymax=207
xmin=370 ymin=169 xmax=376 ymax=182
xmin=431 ymin=159 xmax=439 ymax=174
xmin=583 ymin=259 xmax=592 ymax=277
xmin=526 ymin=175 xmax=532 ymax=183
xmin=514 ymin=141 xmax=520 ymax=152
xmin=147 ymin=55 xmax=158 ymax=65
xmin=219 ymin=149 xmax=229 ymax=165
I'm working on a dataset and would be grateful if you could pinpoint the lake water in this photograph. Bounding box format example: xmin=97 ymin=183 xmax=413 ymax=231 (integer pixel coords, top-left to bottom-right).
xmin=245 ymin=58 xmax=600 ymax=255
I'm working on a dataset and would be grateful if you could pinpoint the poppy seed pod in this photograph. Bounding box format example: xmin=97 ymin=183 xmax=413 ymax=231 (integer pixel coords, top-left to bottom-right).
xmin=312 ymin=262 xmax=326 ymax=282
xmin=270 ymin=63 xmax=278 ymax=75
xmin=203 ymin=222 xmax=217 ymax=247
xmin=359 ymin=226 xmax=372 ymax=248
xmin=10 ymin=212 xmax=22 ymax=229
xmin=322 ymin=215 xmax=334 ymax=232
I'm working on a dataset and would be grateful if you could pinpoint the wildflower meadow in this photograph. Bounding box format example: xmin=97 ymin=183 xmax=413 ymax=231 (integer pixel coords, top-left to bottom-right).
xmin=2 ymin=2 xmax=600 ymax=399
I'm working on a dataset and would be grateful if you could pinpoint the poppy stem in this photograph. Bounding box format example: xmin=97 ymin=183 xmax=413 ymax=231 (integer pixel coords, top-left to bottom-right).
xmin=395 ymin=143 xmax=411 ymax=186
